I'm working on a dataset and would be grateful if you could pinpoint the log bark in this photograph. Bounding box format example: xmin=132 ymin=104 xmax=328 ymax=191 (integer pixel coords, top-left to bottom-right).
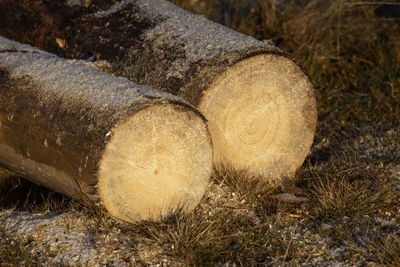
xmin=0 ymin=168 xmax=10 ymax=188
xmin=0 ymin=0 xmax=317 ymax=181
xmin=0 ymin=36 xmax=213 ymax=222
xmin=76 ymin=0 xmax=317 ymax=180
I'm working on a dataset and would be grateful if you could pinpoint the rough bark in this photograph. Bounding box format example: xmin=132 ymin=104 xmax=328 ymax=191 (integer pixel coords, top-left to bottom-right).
xmin=0 ymin=0 xmax=317 ymax=180
xmin=75 ymin=0 xmax=317 ymax=180
xmin=0 ymin=36 xmax=213 ymax=222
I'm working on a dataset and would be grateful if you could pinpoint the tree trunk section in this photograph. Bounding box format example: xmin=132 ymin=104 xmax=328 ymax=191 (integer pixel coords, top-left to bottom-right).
xmin=0 ymin=0 xmax=317 ymax=181
xmin=0 ymin=36 xmax=213 ymax=222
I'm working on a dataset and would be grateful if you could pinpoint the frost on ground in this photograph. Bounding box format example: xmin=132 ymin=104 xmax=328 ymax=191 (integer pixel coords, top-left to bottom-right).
xmin=0 ymin=126 xmax=399 ymax=266
xmin=0 ymin=209 xmax=177 ymax=266
xmin=0 ymin=139 xmax=399 ymax=266
xmin=0 ymin=201 xmax=399 ymax=266
xmin=0 ymin=210 xmax=131 ymax=266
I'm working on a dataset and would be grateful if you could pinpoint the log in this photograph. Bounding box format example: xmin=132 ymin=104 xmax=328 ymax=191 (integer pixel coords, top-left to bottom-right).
xmin=0 ymin=36 xmax=213 ymax=222
xmin=0 ymin=0 xmax=317 ymax=180
xmin=75 ymin=0 xmax=317 ymax=180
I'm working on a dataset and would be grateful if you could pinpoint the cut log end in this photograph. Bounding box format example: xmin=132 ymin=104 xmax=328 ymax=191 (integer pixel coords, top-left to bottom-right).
xmin=97 ymin=104 xmax=213 ymax=222
xmin=199 ymin=54 xmax=317 ymax=180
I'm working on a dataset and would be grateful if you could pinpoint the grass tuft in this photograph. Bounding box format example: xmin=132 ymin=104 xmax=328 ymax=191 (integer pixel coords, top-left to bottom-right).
xmin=371 ymin=235 xmax=400 ymax=266
xmin=337 ymin=220 xmax=400 ymax=266
xmin=212 ymin=164 xmax=280 ymax=200
xmin=305 ymin=173 xmax=398 ymax=221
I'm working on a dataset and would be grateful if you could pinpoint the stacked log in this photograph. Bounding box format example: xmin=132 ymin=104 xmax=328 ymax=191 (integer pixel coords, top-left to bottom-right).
xmin=0 ymin=36 xmax=213 ymax=222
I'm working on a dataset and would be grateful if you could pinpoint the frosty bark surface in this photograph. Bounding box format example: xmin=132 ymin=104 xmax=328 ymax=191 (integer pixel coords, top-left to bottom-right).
xmin=74 ymin=0 xmax=317 ymax=180
xmin=0 ymin=0 xmax=317 ymax=180
xmin=0 ymin=37 xmax=213 ymax=222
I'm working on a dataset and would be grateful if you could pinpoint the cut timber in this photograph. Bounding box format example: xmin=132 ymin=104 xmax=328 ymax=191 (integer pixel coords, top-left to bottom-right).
xmin=0 ymin=37 xmax=213 ymax=222
xmin=77 ymin=0 xmax=317 ymax=180
xmin=199 ymin=55 xmax=314 ymax=178
xmin=0 ymin=0 xmax=317 ymax=181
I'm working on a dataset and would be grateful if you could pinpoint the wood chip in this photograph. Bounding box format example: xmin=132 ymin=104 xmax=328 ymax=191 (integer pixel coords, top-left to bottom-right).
xmin=55 ymin=38 xmax=67 ymax=49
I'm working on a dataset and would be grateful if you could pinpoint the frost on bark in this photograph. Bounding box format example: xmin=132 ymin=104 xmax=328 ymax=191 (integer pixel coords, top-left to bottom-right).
xmin=0 ymin=37 xmax=213 ymax=222
xmin=0 ymin=0 xmax=317 ymax=181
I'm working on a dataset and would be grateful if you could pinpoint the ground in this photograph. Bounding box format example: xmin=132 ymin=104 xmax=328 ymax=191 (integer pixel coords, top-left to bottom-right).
xmin=0 ymin=0 xmax=399 ymax=266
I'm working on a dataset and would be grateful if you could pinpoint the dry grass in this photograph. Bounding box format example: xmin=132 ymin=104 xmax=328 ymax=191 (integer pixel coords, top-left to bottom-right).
xmin=334 ymin=219 xmax=400 ymax=265
xmin=370 ymin=235 xmax=400 ymax=265
xmin=303 ymin=167 xmax=399 ymax=221
xmin=357 ymin=233 xmax=400 ymax=266
xmin=212 ymin=164 xmax=280 ymax=200
xmin=133 ymin=177 xmax=302 ymax=265
xmin=0 ymin=175 xmax=70 ymax=213
xmin=0 ymin=224 xmax=39 ymax=266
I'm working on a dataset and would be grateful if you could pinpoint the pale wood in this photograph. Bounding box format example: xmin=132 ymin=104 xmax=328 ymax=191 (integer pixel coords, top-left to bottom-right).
xmin=199 ymin=54 xmax=316 ymax=179
xmin=0 ymin=37 xmax=213 ymax=222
